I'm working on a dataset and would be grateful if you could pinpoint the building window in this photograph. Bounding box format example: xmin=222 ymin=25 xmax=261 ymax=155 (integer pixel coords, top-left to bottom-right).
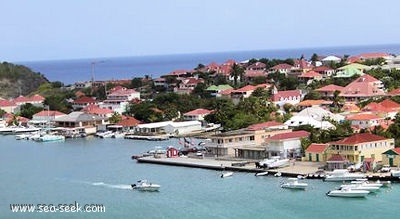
xmin=355 ymin=146 xmax=358 ymax=151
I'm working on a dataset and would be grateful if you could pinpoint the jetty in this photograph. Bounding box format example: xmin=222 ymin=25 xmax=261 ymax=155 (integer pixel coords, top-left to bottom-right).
xmin=135 ymin=156 xmax=400 ymax=182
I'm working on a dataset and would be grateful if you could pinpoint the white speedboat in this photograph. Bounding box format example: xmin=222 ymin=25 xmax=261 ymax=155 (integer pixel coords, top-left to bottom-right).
xmin=391 ymin=169 xmax=400 ymax=177
xmin=35 ymin=134 xmax=65 ymax=142
xmin=340 ymin=184 xmax=380 ymax=192
xmin=324 ymin=169 xmax=365 ymax=182
xmin=221 ymin=171 xmax=233 ymax=178
xmin=326 ymin=188 xmax=369 ymax=198
xmin=131 ymin=180 xmax=160 ymax=191
xmin=350 ymin=179 xmax=383 ymax=188
xmin=281 ymin=178 xmax=308 ymax=190
xmin=255 ymin=171 xmax=268 ymax=176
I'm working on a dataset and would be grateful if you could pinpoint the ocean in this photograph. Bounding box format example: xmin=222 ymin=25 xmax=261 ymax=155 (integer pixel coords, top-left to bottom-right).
xmin=0 ymin=135 xmax=399 ymax=219
xmin=19 ymin=44 xmax=400 ymax=85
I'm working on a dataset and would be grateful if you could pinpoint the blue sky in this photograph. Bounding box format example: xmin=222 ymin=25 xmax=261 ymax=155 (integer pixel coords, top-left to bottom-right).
xmin=1 ymin=0 xmax=400 ymax=62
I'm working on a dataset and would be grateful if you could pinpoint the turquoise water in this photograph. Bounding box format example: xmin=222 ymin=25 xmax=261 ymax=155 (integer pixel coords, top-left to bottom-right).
xmin=0 ymin=135 xmax=399 ymax=219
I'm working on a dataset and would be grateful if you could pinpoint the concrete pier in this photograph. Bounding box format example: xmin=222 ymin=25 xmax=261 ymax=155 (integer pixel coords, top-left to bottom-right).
xmin=135 ymin=156 xmax=400 ymax=182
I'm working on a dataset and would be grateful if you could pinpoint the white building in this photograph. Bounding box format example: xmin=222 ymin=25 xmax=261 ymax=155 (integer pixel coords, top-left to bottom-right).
xmin=284 ymin=106 xmax=344 ymax=129
xmin=264 ymin=130 xmax=310 ymax=159
xmin=100 ymin=88 xmax=140 ymax=114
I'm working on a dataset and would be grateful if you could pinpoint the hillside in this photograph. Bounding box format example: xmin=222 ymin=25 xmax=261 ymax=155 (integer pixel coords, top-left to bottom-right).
xmin=0 ymin=62 xmax=49 ymax=98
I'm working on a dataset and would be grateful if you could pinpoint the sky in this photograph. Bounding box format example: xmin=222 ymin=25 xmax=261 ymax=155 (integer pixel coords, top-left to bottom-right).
xmin=1 ymin=0 xmax=400 ymax=62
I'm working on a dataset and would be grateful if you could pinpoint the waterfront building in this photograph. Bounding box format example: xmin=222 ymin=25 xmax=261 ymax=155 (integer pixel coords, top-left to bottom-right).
xmin=133 ymin=121 xmax=202 ymax=137
xmin=30 ymin=110 xmax=66 ymax=127
xmin=269 ymin=63 xmax=294 ymax=75
xmin=205 ymin=121 xmax=291 ymax=159
xmin=264 ymin=130 xmax=310 ymax=159
xmin=183 ymin=108 xmax=213 ymax=122
xmin=54 ymin=112 xmax=108 ymax=135
xmin=305 ymin=143 xmax=328 ymax=162
xmin=382 ymin=148 xmax=400 ymax=167
xmin=0 ymin=99 xmax=17 ymax=113
xmin=326 ymin=133 xmax=395 ymax=164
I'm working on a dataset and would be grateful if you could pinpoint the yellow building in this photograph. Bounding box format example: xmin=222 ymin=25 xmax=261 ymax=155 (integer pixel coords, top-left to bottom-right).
xmin=305 ymin=143 xmax=328 ymax=162
xmin=326 ymin=133 xmax=394 ymax=164
xmin=382 ymin=148 xmax=400 ymax=167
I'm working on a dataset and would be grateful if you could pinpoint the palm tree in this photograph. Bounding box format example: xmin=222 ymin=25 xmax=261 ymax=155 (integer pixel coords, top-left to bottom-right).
xmin=229 ymin=63 xmax=244 ymax=88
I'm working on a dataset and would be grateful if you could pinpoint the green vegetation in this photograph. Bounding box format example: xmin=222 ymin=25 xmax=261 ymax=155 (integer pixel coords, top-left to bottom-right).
xmin=0 ymin=62 xmax=49 ymax=98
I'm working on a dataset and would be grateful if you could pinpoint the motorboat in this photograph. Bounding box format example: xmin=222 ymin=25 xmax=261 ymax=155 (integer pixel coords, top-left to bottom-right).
xmin=131 ymin=180 xmax=160 ymax=192
xmin=324 ymin=169 xmax=365 ymax=182
xmin=267 ymin=159 xmax=290 ymax=169
xmin=326 ymin=188 xmax=370 ymax=198
xmin=255 ymin=171 xmax=268 ymax=176
xmin=350 ymin=179 xmax=383 ymax=188
xmin=391 ymin=169 xmax=400 ymax=177
xmin=35 ymin=134 xmax=65 ymax=142
xmin=274 ymin=172 xmax=282 ymax=177
xmin=281 ymin=178 xmax=308 ymax=189
xmin=112 ymin=132 xmax=125 ymax=138
xmin=340 ymin=184 xmax=380 ymax=193
xmin=221 ymin=171 xmax=233 ymax=178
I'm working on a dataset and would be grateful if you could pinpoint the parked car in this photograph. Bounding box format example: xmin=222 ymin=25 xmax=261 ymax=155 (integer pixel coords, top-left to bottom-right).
xmin=380 ymin=165 xmax=391 ymax=172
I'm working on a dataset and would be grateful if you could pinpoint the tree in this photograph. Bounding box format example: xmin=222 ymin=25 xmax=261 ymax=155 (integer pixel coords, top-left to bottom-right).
xmin=109 ymin=112 xmax=122 ymax=124
xmin=130 ymin=78 xmax=143 ymax=88
xmin=229 ymin=63 xmax=244 ymax=87
xmin=19 ymin=103 xmax=43 ymax=119
xmin=310 ymin=53 xmax=319 ymax=65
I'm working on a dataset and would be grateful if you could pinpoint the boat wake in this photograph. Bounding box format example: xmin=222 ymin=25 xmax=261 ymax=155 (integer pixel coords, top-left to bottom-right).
xmin=91 ymin=182 xmax=132 ymax=190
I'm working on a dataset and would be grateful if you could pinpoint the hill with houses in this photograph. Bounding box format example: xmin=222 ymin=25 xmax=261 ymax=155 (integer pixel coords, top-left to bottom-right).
xmin=2 ymin=51 xmax=400 ymax=171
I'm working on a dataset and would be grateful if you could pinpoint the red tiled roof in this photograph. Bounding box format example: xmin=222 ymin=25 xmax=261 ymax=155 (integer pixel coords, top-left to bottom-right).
xmin=244 ymin=70 xmax=266 ymax=77
xmin=184 ymin=108 xmax=213 ymax=116
xmin=73 ymin=96 xmax=97 ymax=104
xmin=246 ymin=121 xmax=285 ymax=131
xmin=340 ymin=74 xmax=385 ymax=97
xmin=234 ymin=85 xmax=257 ymax=92
xmin=0 ymin=99 xmax=16 ymax=107
xmin=116 ymin=116 xmax=141 ymax=127
xmin=13 ymin=95 xmax=30 ymax=103
xmin=387 ymin=88 xmax=400 ymax=96
xmin=391 ymin=148 xmax=400 ymax=155
xmin=328 ymin=154 xmax=347 ymax=162
xmin=82 ymin=105 xmax=114 ymax=114
xmin=270 ymin=63 xmax=293 ymax=70
xmin=331 ymin=133 xmax=389 ymax=145
xmin=34 ymin=110 xmax=66 ymax=117
xmin=306 ymin=143 xmax=328 ymax=153
xmin=247 ymin=62 xmax=266 ymax=69
xmin=380 ymin=99 xmax=400 ymax=109
xmin=29 ymin=94 xmax=45 ymax=101
xmin=298 ymin=71 xmax=321 ymax=78
xmin=220 ymin=88 xmax=234 ymax=95
xmin=358 ymin=52 xmax=390 ymax=59
xmin=315 ymin=84 xmax=344 ymax=92
xmin=297 ymin=99 xmax=326 ymax=107
xmin=346 ymin=113 xmax=382 ymax=120
xmin=271 ymin=90 xmax=301 ymax=102
xmin=313 ymin=66 xmax=334 ymax=72
xmin=267 ymin=130 xmax=310 ymax=141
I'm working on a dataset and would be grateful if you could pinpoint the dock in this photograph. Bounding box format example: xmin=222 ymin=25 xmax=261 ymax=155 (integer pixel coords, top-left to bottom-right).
xmin=136 ymin=156 xmax=400 ymax=182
